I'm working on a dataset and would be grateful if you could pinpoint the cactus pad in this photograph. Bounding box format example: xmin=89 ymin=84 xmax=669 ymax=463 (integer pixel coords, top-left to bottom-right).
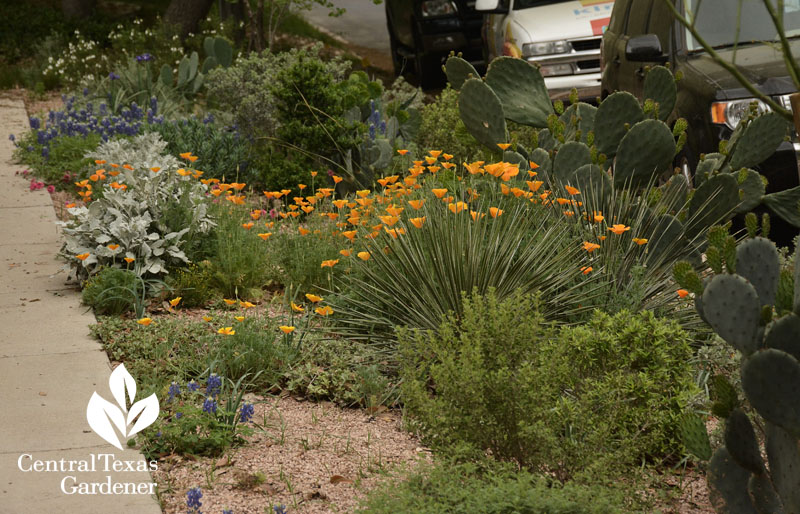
xmin=485 ymin=57 xmax=553 ymax=128
xmin=742 ymin=349 xmax=800 ymax=436
xmin=643 ymin=66 xmax=677 ymax=121
xmin=563 ymin=164 xmax=611 ymax=206
xmin=747 ymin=474 xmax=783 ymax=514
xmin=458 ymin=78 xmax=508 ymax=150
xmin=708 ymin=447 xmax=760 ymax=514
xmin=765 ymin=422 xmax=800 ymax=512
xmin=734 ymin=169 xmax=766 ymax=215
xmin=559 ymin=102 xmax=596 ymax=145
xmin=594 ymin=91 xmax=644 ymax=157
xmin=765 ymin=314 xmax=800 ymax=361
xmin=702 ymin=274 xmax=761 ymax=355
xmin=529 ymin=148 xmax=552 ymax=176
xmin=736 ymin=237 xmax=780 ymax=307
xmin=445 ymin=55 xmax=479 ymax=90
xmin=552 ymin=141 xmax=591 ymax=182
xmin=730 ymin=112 xmax=790 ymax=169
xmin=686 ymin=174 xmax=740 ymax=240
xmin=613 ymin=119 xmax=675 ymax=189
xmin=680 ymin=413 xmax=712 ymax=461
xmin=724 ymin=409 xmax=765 ymax=474
xmin=762 ymin=185 xmax=800 ymax=229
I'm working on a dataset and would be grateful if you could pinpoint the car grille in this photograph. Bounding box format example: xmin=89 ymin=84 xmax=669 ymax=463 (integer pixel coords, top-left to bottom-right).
xmin=570 ymin=38 xmax=602 ymax=52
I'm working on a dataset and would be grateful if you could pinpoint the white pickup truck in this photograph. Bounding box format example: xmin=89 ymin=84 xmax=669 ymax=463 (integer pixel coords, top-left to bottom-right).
xmin=476 ymin=0 xmax=614 ymax=97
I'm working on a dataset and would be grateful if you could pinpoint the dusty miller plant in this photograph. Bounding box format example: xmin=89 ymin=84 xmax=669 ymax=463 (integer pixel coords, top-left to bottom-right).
xmin=59 ymin=133 xmax=215 ymax=280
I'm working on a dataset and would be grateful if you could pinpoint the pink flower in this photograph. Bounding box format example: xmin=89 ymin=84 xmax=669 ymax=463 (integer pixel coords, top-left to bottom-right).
xmin=269 ymin=208 xmax=278 ymax=219
xmin=46 ymin=185 xmax=55 ymax=193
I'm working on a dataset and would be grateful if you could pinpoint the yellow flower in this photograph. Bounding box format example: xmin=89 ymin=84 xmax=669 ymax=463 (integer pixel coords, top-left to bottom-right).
xmin=321 ymin=259 xmax=339 ymax=268
xmin=332 ymin=175 xmax=343 ymax=184
xmin=279 ymin=325 xmax=296 ymax=334
xmin=240 ymin=301 xmax=255 ymax=308
xmin=497 ymin=143 xmax=511 ymax=150
xmin=379 ymin=215 xmax=399 ymax=227
xmin=217 ymin=326 xmax=235 ymax=335
xmin=582 ymin=241 xmax=601 ymax=253
xmin=291 ymin=302 xmax=305 ymax=313
xmin=223 ymin=298 xmax=237 ymax=305
xmin=305 ymin=293 xmax=323 ymax=303
xmin=257 ymin=232 xmax=273 ymax=240
xmin=315 ymin=305 xmax=334 ymax=316
xmin=202 ymin=315 xmax=213 ymax=322
xmin=137 ymin=317 xmax=153 ymax=326
xmin=608 ymin=224 xmax=631 ymax=235
xmin=234 ymin=316 xmax=245 ymax=322
xmin=357 ymin=251 xmax=371 ymax=261
xmin=169 ymin=297 xmax=182 ymax=307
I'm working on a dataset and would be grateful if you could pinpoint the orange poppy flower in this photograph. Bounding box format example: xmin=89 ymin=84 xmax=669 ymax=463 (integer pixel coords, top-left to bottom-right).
xmin=299 ymin=227 xmax=311 ymax=236
xmin=489 ymin=207 xmax=503 ymax=218
xmin=123 ymin=257 xmax=135 ymax=263
xmin=315 ymin=305 xmax=334 ymax=316
xmin=76 ymin=253 xmax=90 ymax=261
xmin=608 ymin=224 xmax=631 ymax=235
xmin=583 ymin=241 xmax=601 ymax=253
xmin=306 ymin=293 xmax=323 ymax=303
xmin=321 ymin=259 xmax=339 ymax=268
xmin=677 ymin=289 xmax=689 ymax=298
xmin=632 ymin=238 xmax=649 ymax=245
xmin=257 ymin=233 xmax=273 ymax=240
xmin=291 ymin=302 xmax=305 ymax=313
xmin=357 ymin=251 xmax=371 ymax=261
xmin=217 ymin=327 xmax=235 ymax=335
xmin=137 ymin=317 xmax=152 ymax=326
xmin=340 ymin=249 xmax=352 ymax=257
xmin=279 ymin=326 xmax=296 ymax=334
xmin=432 ymin=188 xmax=448 ymax=199
xmin=107 ymin=244 xmax=120 ymax=251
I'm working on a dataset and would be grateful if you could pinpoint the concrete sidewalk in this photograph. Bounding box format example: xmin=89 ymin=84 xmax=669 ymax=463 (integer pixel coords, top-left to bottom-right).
xmin=0 ymin=96 xmax=161 ymax=513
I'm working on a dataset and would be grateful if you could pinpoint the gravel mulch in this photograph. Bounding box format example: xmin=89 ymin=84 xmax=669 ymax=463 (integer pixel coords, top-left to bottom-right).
xmin=154 ymin=395 xmax=427 ymax=514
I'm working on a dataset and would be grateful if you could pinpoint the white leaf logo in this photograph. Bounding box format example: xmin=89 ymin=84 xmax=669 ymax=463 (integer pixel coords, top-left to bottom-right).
xmin=86 ymin=363 xmax=160 ymax=449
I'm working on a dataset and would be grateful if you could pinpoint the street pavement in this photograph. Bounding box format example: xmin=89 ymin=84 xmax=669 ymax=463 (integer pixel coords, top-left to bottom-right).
xmin=306 ymin=0 xmax=390 ymax=54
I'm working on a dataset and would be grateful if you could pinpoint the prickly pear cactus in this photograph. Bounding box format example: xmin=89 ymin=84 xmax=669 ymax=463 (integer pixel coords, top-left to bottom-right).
xmin=593 ymin=91 xmax=644 ymax=158
xmin=642 ymin=65 xmax=677 ymax=121
xmin=444 ymin=55 xmax=479 ymax=90
xmin=673 ymin=225 xmax=800 ymax=514
xmin=484 ymin=57 xmax=553 ymax=128
xmin=457 ymin=78 xmax=508 ymax=149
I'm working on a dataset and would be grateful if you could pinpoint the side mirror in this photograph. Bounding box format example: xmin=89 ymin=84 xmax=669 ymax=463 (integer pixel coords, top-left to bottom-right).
xmin=625 ymin=34 xmax=667 ymax=62
xmin=475 ymin=0 xmax=509 ymax=14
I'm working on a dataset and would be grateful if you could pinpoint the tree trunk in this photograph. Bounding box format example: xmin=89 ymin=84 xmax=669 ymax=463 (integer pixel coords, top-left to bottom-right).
xmin=219 ymin=0 xmax=247 ymax=45
xmin=164 ymin=0 xmax=215 ymax=39
xmin=61 ymin=0 xmax=96 ymax=19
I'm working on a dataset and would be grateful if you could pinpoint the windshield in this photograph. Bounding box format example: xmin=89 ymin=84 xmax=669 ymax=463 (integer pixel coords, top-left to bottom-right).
xmin=514 ymin=0 xmax=573 ymax=9
xmin=685 ymin=0 xmax=800 ymax=51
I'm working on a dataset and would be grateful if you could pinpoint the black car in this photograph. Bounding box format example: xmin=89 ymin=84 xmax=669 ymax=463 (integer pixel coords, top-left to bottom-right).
xmin=385 ymin=0 xmax=484 ymax=88
xmin=601 ymin=0 xmax=800 ymax=194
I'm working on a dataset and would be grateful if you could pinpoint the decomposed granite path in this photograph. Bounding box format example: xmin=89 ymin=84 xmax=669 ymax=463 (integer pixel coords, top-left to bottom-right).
xmin=0 ymin=95 xmax=162 ymax=514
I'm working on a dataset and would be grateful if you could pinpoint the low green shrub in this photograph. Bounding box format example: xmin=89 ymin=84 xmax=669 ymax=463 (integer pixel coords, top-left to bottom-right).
xmin=13 ymin=133 xmax=101 ymax=187
xmin=416 ymin=86 xmax=483 ymax=161
xmin=167 ymin=263 xmax=217 ymax=308
xmin=360 ymin=458 xmax=625 ymax=513
xmin=149 ymin=117 xmax=249 ymax=182
xmin=81 ymin=267 xmax=143 ymax=315
xmin=399 ymin=288 xmax=698 ymax=481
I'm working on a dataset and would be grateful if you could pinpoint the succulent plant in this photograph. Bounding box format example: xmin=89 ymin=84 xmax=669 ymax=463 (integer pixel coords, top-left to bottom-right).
xmin=673 ymin=223 xmax=800 ymax=513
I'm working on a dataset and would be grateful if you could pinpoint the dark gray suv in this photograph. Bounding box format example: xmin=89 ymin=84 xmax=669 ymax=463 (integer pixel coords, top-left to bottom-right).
xmin=601 ymin=0 xmax=800 ymax=194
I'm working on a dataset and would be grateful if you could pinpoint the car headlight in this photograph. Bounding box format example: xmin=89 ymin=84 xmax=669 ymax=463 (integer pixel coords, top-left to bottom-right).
xmin=421 ymin=0 xmax=458 ymax=17
xmin=522 ymin=40 xmax=570 ymax=56
xmin=711 ymin=98 xmax=771 ymax=130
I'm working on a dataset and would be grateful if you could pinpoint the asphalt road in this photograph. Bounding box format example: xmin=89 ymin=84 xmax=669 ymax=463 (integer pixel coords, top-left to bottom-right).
xmin=305 ymin=0 xmax=391 ymax=55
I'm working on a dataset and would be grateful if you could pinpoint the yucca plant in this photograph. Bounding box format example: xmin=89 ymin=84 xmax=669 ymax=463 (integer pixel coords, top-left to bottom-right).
xmin=326 ymin=184 xmax=604 ymax=354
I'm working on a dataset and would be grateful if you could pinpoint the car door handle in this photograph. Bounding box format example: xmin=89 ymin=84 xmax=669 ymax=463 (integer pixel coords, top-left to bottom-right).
xmin=635 ymin=67 xmax=645 ymax=78
xmin=613 ymin=56 xmax=621 ymax=65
